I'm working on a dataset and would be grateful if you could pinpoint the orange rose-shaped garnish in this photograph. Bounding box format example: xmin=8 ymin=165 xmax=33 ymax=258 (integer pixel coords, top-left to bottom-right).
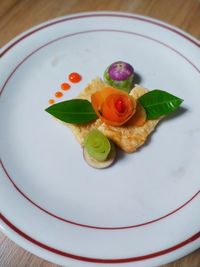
xmin=91 ymin=86 xmax=136 ymax=126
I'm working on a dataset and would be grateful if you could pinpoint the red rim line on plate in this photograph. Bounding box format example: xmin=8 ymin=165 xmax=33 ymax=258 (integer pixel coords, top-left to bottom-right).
xmin=1 ymin=159 xmax=200 ymax=230
xmin=0 ymin=28 xmax=199 ymax=97
xmin=0 ymin=27 xmax=200 ymax=229
xmin=0 ymin=13 xmax=199 ymax=58
xmin=0 ymin=213 xmax=200 ymax=263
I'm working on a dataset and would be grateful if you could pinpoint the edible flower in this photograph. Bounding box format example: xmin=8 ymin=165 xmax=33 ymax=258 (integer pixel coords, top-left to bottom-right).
xmin=104 ymin=61 xmax=134 ymax=93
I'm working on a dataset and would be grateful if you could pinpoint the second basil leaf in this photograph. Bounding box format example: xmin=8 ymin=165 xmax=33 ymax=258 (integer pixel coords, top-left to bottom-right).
xmin=138 ymin=89 xmax=183 ymax=120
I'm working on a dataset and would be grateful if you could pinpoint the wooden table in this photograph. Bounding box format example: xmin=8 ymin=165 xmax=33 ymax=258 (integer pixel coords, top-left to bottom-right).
xmin=0 ymin=0 xmax=199 ymax=266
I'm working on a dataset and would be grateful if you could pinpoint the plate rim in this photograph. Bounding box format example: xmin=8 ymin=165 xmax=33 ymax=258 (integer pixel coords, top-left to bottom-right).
xmin=0 ymin=11 xmax=199 ymax=58
xmin=1 ymin=213 xmax=200 ymax=265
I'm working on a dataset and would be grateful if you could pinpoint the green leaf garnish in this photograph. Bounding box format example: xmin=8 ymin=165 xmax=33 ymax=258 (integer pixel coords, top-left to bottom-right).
xmin=138 ymin=90 xmax=183 ymax=119
xmin=84 ymin=129 xmax=111 ymax=161
xmin=45 ymin=99 xmax=98 ymax=124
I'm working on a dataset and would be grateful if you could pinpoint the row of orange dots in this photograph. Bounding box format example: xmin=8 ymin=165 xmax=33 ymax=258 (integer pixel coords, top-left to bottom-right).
xmin=48 ymin=72 xmax=82 ymax=105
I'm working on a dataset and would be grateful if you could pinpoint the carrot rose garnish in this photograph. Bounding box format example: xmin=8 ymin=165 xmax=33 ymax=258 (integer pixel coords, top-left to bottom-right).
xmin=91 ymin=86 xmax=136 ymax=126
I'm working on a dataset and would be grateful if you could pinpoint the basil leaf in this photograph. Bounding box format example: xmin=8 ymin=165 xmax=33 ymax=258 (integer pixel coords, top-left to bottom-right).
xmin=138 ymin=90 xmax=183 ymax=119
xmin=45 ymin=99 xmax=98 ymax=124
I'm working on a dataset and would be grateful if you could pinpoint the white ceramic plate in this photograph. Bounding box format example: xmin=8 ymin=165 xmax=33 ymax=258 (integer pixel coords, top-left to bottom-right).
xmin=0 ymin=12 xmax=200 ymax=267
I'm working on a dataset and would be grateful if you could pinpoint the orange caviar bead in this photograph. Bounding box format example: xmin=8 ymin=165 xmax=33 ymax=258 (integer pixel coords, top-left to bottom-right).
xmin=69 ymin=72 xmax=82 ymax=83
xmin=55 ymin=91 xmax=63 ymax=98
xmin=48 ymin=99 xmax=55 ymax=105
xmin=61 ymin=83 xmax=71 ymax=90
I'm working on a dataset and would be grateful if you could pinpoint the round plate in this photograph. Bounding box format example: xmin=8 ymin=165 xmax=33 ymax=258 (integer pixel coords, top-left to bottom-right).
xmin=0 ymin=12 xmax=200 ymax=267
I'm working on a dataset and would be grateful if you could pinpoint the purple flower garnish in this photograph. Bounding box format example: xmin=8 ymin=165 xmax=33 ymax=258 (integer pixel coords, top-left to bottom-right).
xmin=108 ymin=61 xmax=134 ymax=81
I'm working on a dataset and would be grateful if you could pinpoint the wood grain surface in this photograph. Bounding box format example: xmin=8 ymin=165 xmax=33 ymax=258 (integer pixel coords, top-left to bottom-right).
xmin=0 ymin=0 xmax=200 ymax=266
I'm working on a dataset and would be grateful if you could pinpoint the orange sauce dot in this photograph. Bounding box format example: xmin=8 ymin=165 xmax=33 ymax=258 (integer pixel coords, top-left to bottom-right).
xmin=55 ymin=91 xmax=63 ymax=98
xmin=69 ymin=72 xmax=82 ymax=83
xmin=61 ymin=83 xmax=71 ymax=90
xmin=48 ymin=99 xmax=55 ymax=105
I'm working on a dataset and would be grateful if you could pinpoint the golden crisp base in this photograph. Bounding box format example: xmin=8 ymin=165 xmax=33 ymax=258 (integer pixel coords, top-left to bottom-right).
xmin=65 ymin=78 xmax=161 ymax=153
